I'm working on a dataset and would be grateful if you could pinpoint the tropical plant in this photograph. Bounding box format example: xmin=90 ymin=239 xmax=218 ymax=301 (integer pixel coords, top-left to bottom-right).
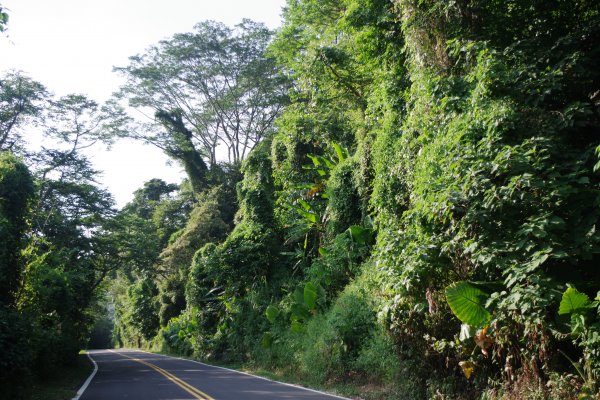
xmin=558 ymin=286 xmax=599 ymax=397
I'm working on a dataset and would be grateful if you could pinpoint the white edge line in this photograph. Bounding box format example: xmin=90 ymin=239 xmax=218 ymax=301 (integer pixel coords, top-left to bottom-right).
xmin=71 ymin=351 xmax=98 ymax=400
xmin=120 ymin=348 xmax=354 ymax=400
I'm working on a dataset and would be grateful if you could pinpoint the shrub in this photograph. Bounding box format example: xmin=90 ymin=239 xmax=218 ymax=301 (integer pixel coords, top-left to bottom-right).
xmin=353 ymin=327 xmax=401 ymax=383
xmin=326 ymin=157 xmax=362 ymax=237
xmin=300 ymin=285 xmax=376 ymax=381
xmin=160 ymin=310 xmax=198 ymax=356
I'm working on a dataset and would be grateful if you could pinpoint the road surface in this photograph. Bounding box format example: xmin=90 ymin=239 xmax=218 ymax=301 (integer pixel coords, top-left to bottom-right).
xmin=78 ymin=349 xmax=349 ymax=400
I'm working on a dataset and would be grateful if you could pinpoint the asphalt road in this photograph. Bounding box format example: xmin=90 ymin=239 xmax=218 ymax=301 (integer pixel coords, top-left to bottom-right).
xmin=78 ymin=349 xmax=349 ymax=400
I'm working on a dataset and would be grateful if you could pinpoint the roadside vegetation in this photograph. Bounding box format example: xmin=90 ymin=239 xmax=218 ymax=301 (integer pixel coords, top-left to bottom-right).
xmin=29 ymin=353 xmax=93 ymax=400
xmin=1 ymin=1 xmax=599 ymax=399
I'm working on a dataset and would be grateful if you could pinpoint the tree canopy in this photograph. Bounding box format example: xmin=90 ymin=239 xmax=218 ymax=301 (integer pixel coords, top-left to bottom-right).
xmin=114 ymin=19 xmax=289 ymax=171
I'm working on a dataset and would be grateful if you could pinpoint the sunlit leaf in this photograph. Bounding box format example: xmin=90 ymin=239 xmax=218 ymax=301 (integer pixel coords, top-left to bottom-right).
xmin=297 ymin=199 xmax=312 ymax=211
xmin=265 ymin=305 xmax=279 ymax=323
xmin=445 ymin=281 xmax=491 ymax=327
xmin=459 ymin=324 xmax=476 ymax=342
xmin=291 ymin=320 xmax=303 ymax=333
xmin=459 ymin=360 xmax=475 ymax=379
xmin=331 ymin=142 xmax=347 ymax=163
xmin=559 ymin=287 xmax=592 ymax=315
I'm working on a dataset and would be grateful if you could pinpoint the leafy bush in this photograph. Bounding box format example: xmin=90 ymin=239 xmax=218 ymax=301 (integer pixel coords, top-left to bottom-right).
xmin=325 ymin=156 xmax=363 ymax=237
xmin=353 ymin=327 xmax=401 ymax=383
xmin=300 ymin=285 xmax=376 ymax=381
xmin=160 ymin=310 xmax=198 ymax=356
xmin=307 ymin=229 xmax=371 ymax=293
xmin=557 ymin=287 xmax=600 ymax=396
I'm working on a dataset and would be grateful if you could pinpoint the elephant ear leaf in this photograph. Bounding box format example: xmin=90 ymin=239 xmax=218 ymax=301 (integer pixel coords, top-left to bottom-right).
xmin=445 ymin=281 xmax=491 ymax=328
xmin=265 ymin=305 xmax=279 ymax=324
xmin=304 ymin=282 xmax=318 ymax=310
xmin=558 ymin=287 xmax=591 ymax=315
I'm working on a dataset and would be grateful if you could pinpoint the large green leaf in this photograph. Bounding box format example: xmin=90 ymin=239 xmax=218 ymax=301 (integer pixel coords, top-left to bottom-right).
xmin=265 ymin=305 xmax=279 ymax=323
xmin=558 ymin=287 xmax=591 ymax=315
xmin=295 ymin=207 xmax=318 ymax=224
xmin=348 ymin=225 xmax=374 ymax=246
xmin=304 ymin=282 xmax=318 ymax=310
xmin=331 ymin=142 xmax=347 ymax=163
xmin=445 ymin=281 xmax=491 ymax=327
xmin=297 ymin=199 xmax=312 ymax=211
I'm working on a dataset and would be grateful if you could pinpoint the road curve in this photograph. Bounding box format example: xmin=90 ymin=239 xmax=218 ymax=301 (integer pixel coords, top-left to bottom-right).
xmin=78 ymin=349 xmax=350 ymax=400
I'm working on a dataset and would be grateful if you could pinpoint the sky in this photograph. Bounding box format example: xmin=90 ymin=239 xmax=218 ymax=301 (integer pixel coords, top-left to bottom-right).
xmin=0 ymin=0 xmax=286 ymax=208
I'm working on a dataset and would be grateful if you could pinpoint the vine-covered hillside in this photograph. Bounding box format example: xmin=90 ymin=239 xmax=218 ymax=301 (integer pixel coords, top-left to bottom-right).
xmin=1 ymin=1 xmax=599 ymax=399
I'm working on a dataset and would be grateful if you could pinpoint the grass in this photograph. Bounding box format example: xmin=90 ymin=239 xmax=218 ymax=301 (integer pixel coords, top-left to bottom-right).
xmin=29 ymin=352 xmax=93 ymax=400
xmin=225 ymin=364 xmax=405 ymax=400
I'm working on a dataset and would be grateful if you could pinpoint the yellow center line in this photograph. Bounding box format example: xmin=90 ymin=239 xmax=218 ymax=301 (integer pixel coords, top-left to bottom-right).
xmin=108 ymin=350 xmax=215 ymax=400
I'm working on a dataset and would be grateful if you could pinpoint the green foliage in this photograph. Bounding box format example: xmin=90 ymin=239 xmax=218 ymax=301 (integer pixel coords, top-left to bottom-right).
xmin=303 ymin=282 xmax=318 ymax=310
xmin=158 ymin=276 xmax=186 ymax=327
xmin=115 ymin=19 xmax=288 ymax=167
xmin=163 ymin=140 xmax=280 ymax=360
xmin=44 ymin=93 xmax=122 ymax=147
xmin=0 ymin=150 xmax=113 ymax=397
xmin=298 ymin=285 xmax=376 ymax=382
xmin=445 ymin=281 xmax=491 ymax=328
xmin=128 ymin=278 xmax=159 ymax=341
xmin=325 ymin=157 xmax=363 ymax=236
xmin=353 ymin=327 xmax=402 ymax=383
xmin=557 ymin=286 xmax=600 ymax=394
xmin=265 ymin=305 xmax=279 ymax=324
xmin=0 ymin=72 xmax=48 ymax=154
xmin=0 ymin=152 xmax=34 ymax=305
xmin=161 ymin=309 xmax=199 ymax=356
xmin=559 ymin=288 xmax=594 ymax=316
xmin=306 ymin=229 xmax=371 ymax=295
xmin=159 ymin=186 xmax=230 ymax=275
xmin=58 ymin=1 xmax=600 ymax=399
xmin=0 ymin=306 xmax=36 ymax=399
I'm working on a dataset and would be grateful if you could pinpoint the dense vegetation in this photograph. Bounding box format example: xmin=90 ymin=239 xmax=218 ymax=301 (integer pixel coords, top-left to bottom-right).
xmin=1 ymin=1 xmax=599 ymax=399
xmin=0 ymin=75 xmax=121 ymax=398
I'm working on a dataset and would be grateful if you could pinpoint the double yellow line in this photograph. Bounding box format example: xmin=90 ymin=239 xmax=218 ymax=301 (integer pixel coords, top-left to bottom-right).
xmin=110 ymin=350 xmax=215 ymax=400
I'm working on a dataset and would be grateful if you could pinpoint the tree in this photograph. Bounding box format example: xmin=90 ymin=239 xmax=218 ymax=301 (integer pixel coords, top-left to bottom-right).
xmin=24 ymin=94 xmax=121 ymax=322
xmin=44 ymin=94 xmax=124 ymax=151
xmin=0 ymin=5 xmax=8 ymax=33
xmin=127 ymin=277 xmax=160 ymax=341
xmin=0 ymin=72 xmax=48 ymax=154
xmin=114 ymin=19 xmax=289 ymax=176
xmin=0 ymin=152 xmax=34 ymax=306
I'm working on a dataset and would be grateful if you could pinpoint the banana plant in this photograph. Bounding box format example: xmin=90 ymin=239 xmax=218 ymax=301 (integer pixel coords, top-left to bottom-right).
xmin=284 ymin=142 xmax=350 ymax=256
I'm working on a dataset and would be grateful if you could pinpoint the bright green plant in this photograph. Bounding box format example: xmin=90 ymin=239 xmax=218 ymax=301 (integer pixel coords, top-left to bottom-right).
xmin=284 ymin=142 xmax=350 ymax=254
xmin=161 ymin=309 xmax=199 ymax=356
xmin=558 ymin=287 xmax=599 ymax=397
xmin=445 ymin=281 xmax=492 ymax=328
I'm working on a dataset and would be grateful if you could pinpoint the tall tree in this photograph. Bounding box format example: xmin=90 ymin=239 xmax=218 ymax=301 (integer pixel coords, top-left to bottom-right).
xmin=0 ymin=72 xmax=48 ymax=154
xmin=114 ymin=19 xmax=289 ymax=175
